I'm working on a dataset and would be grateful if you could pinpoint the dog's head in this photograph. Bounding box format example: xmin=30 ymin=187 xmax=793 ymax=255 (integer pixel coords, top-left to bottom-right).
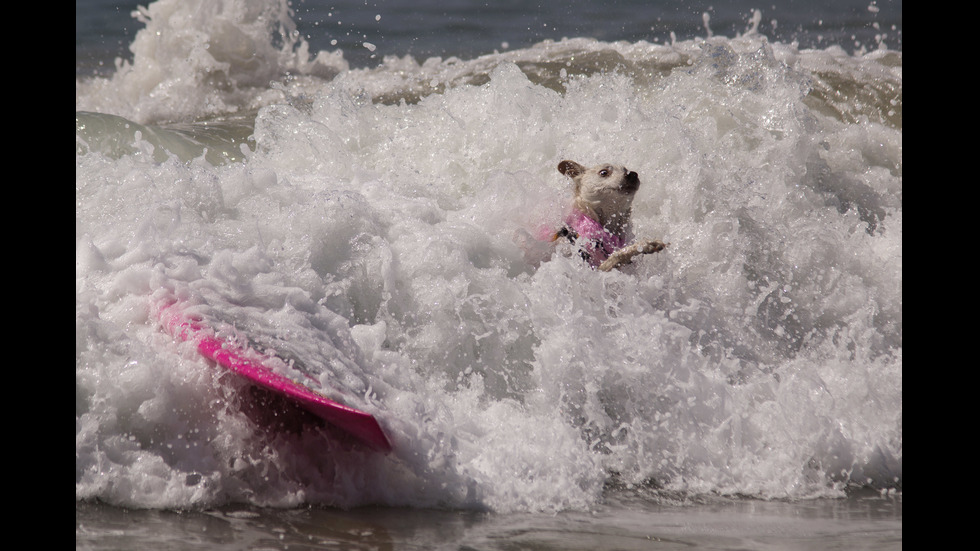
xmin=558 ymin=160 xmax=640 ymax=234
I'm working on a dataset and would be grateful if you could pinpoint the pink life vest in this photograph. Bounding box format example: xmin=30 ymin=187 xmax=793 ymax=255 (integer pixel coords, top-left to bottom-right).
xmin=555 ymin=209 xmax=625 ymax=268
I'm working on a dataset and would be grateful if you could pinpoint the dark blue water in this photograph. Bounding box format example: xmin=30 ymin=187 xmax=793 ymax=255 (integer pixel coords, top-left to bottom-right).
xmin=77 ymin=0 xmax=902 ymax=75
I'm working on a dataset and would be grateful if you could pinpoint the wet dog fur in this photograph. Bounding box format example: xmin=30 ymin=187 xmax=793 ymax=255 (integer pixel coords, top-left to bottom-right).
xmin=557 ymin=160 xmax=667 ymax=271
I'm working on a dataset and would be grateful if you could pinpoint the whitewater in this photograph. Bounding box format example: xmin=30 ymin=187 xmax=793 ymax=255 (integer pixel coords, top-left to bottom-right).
xmin=76 ymin=0 xmax=901 ymax=516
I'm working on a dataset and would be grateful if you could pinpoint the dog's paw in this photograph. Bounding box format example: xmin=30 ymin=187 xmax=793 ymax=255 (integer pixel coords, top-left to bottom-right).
xmin=636 ymin=239 xmax=668 ymax=254
xmin=597 ymin=239 xmax=669 ymax=271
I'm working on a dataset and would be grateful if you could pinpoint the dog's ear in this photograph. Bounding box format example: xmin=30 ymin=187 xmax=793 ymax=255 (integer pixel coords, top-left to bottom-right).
xmin=558 ymin=160 xmax=585 ymax=178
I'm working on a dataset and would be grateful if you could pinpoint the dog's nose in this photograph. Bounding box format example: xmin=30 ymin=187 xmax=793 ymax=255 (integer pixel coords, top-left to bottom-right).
xmin=621 ymin=169 xmax=640 ymax=192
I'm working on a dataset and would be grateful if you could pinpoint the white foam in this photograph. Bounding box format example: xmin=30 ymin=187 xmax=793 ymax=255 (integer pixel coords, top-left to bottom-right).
xmin=76 ymin=0 xmax=901 ymax=512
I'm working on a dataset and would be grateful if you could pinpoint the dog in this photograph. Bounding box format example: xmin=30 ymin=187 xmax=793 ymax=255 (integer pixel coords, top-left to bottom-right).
xmin=552 ymin=160 xmax=667 ymax=271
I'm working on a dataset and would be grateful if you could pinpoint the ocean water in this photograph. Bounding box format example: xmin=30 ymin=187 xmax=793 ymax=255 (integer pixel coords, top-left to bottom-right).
xmin=76 ymin=0 xmax=902 ymax=548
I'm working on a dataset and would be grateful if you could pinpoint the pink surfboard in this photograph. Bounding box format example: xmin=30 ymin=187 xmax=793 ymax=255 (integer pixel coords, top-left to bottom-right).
xmin=155 ymin=301 xmax=392 ymax=453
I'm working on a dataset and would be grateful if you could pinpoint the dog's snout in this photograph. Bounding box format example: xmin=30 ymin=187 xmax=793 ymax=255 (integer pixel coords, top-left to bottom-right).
xmin=622 ymin=169 xmax=640 ymax=192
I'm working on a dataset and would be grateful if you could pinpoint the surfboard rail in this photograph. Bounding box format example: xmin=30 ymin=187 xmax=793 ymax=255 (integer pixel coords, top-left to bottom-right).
xmin=154 ymin=300 xmax=392 ymax=453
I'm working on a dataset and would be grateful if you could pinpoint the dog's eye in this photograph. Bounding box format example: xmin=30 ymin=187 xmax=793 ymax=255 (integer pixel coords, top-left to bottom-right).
xmin=599 ymin=169 xmax=609 ymax=177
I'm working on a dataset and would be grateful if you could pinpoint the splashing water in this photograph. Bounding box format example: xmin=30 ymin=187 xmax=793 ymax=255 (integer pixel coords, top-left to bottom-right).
xmin=76 ymin=0 xmax=901 ymax=513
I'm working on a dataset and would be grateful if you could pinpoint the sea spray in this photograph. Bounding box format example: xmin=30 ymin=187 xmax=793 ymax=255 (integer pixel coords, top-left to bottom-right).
xmin=77 ymin=0 xmax=901 ymax=512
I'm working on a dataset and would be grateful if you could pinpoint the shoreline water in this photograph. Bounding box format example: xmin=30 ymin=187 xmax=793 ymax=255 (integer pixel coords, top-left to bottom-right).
xmin=77 ymin=490 xmax=901 ymax=550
